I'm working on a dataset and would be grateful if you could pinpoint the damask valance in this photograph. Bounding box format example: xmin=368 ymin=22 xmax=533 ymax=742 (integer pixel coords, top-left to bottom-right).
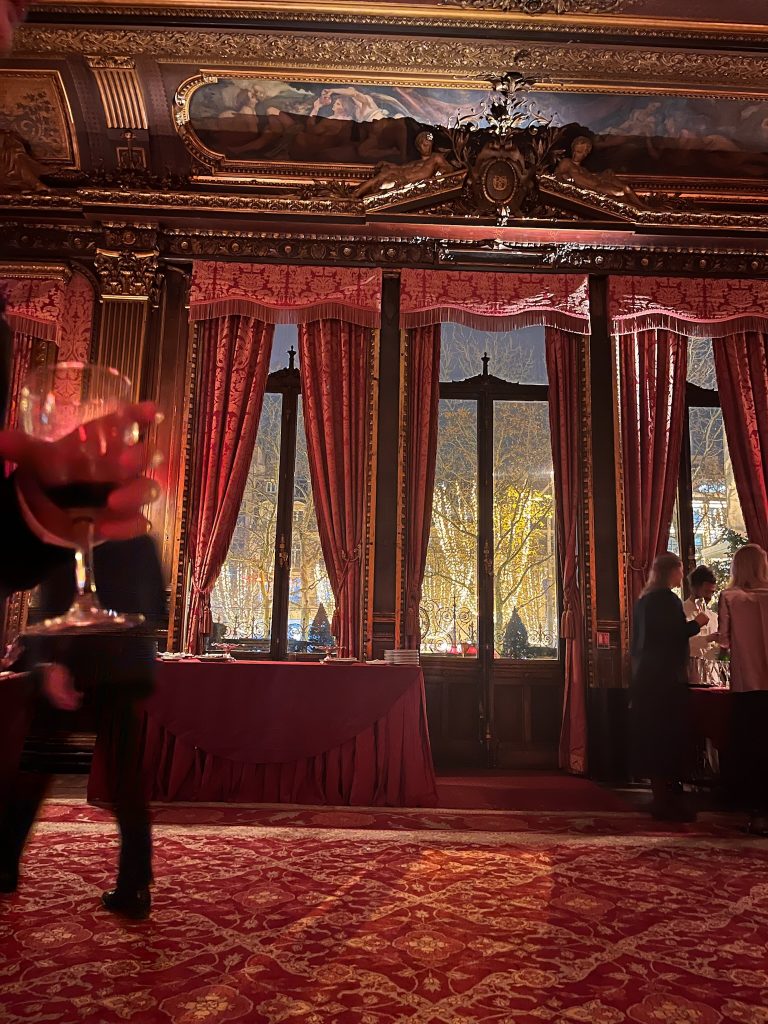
xmin=399 ymin=270 xmax=591 ymax=335
xmin=189 ymin=263 xmax=382 ymax=329
xmin=0 ymin=271 xmax=94 ymax=358
xmin=610 ymin=276 xmax=768 ymax=339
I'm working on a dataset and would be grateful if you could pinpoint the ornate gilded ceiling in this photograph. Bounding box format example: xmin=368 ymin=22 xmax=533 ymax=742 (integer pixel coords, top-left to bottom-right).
xmin=2 ymin=0 xmax=768 ymax=245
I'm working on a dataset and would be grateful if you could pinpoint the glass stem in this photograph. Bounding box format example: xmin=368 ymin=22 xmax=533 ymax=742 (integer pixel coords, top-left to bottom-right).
xmin=73 ymin=518 xmax=98 ymax=599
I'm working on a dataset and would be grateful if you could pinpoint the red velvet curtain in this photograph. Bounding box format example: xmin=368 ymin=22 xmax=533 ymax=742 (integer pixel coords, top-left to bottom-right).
xmin=7 ymin=330 xmax=35 ymax=426
xmin=404 ymin=325 xmax=441 ymax=650
xmin=619 ymin=328 xmax=688 ymax=610
xmin=712 ymin=331 xmax=768 ymax=551
xmin=3 ymin=331 xmax=38 ymax=481
xmin=545 ymin=328 xmax=587 ymax=774
xmin=185 ymin=315 xmax=274 ymax=653
xmin=299 ymin=319 xmax=369 ymax=659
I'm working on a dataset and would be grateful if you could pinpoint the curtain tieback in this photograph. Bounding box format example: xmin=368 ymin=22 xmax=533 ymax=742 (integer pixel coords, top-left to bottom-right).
xmin=625 ymin=554 xmax=648 ymax=575
xmin=190 ymin=584 xmax=213 ymax=634
xmin=405 ymin=593 xmax=421 ymax=633
xmin=337 ymin=544 xmax=362 ymax=593
xmin=331 ymin=546 xmax=362 ymax=643
xmin=560 ymin=603 xmax=575 ymax=640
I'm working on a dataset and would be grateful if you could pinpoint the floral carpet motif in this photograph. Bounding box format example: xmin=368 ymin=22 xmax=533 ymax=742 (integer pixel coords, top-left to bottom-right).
xmin=2 ymin=816 xmax=768 ymax=1023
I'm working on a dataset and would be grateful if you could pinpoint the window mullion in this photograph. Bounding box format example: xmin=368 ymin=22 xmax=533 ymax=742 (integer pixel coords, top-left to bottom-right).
xmin=678 ymin=395 xmax=696 ymax=593
xmin=271 ymin=385 xmax=300 ymax=660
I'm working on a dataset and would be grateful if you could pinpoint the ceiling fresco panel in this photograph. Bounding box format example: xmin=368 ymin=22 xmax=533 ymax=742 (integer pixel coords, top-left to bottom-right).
xmin=169 ymin=68 xmax=768 ymax=184
xmin=0 ymin=68 xmax=79 ymax=165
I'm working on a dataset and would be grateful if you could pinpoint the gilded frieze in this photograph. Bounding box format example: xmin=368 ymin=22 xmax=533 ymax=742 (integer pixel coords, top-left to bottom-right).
xmin=23 ymin=4 xmax=768 ymax=48
xmin=13 ymin=27 xmax=768 ymax=93
xmin=2 ymin=222 xmax=768 ymax=278
xmin=437 ymin=0 xmax=626 ymax=12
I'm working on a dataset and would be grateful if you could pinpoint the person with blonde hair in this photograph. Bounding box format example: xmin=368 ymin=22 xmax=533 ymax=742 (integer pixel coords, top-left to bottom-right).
xmin=631 ymin=552 xmax=708 ymax=820
xmin=718 ymin=543 xmax=768 ymax=836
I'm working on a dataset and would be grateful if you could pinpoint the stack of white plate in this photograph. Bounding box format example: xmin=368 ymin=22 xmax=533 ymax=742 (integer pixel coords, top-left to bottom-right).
xmin=384 ymin=649 xmax=420 ymax=666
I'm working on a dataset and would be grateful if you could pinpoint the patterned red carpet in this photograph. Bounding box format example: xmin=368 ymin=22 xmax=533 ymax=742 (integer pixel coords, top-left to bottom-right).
xmin=2 ymin=803 xmax=767 ymax=1023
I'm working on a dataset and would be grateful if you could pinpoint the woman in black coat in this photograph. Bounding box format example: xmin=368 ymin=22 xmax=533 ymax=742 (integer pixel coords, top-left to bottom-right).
xmin=631 ymin=551 xmax=708 ymax=821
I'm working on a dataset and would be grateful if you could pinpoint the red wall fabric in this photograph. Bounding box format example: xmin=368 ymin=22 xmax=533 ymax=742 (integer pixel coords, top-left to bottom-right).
xmin=618 ymin=328 xmax=688 ymax=610
xmin=713 ymin=331 xmax=768 ymax=551
xmin=546 ymin=328 xmax=587 ymax=774
xmin=404 ymin=324 xmax=441 ymax=650
xmin=185 ymin=315 xmax=274 ymax=653
xmin=298 ymin=319 xmax=369 ymax=658
xmin=0 ymin=272 xmax=93 ymax=358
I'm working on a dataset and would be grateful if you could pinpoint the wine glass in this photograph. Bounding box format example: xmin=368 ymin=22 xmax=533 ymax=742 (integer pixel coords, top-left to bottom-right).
xmin=18 ymin=361 xmax=146 ymax=635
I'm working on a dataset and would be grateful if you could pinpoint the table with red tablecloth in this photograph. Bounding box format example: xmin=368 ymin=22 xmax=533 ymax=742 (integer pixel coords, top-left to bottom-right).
xmin=88 ymin=660 xmax=438 ymax=807
xmin=689 ymin=686 xmax=731 ymax=751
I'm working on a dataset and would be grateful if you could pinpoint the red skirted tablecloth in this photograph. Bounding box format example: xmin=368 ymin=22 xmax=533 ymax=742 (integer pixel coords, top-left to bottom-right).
xmin=689 ymin=686 xmax=731 ymax=751
xmin=88 ymin=660 xmax=438 ymax=807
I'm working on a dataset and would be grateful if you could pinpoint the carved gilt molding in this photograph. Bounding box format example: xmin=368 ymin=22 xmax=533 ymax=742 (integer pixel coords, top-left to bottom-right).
xmin=0 ymin=222 xmax=100 ymax=254
xmin=164 ymin=229 xmax=440 ymax=265
xmin=437 ymin=0 xmax=625 ymax=12
xmin=7 ymin=184 xmax=768 ymax=232
xmin=4 ymin=223 xmax=768 ymax=277
xmin=14 ymin=27 xmax=768 ymax=92
xmin=24 ymin=4 xmax=768 ymax=46
xmin=0 ymin=260 xmax=72 ymax=280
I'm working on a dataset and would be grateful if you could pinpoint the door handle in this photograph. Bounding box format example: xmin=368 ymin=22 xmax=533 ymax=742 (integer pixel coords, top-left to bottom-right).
xmin=278 ymin=534 xmax=289 ymax=569
xmin=483 ymin=540 xmax=493 ymax=577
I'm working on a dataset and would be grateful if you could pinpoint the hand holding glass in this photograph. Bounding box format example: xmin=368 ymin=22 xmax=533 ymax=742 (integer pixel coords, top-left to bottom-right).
xmin=18 ymin=362 xmax=151 ymax=634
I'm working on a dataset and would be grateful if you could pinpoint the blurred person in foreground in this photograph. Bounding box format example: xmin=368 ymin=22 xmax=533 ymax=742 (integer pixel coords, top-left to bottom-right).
xmin=0 ymin=307 xmax=165 ymax=918
xmin=683 ymin=564 xmax=721 ymax=686
xmin=630 ymin=552 xmax=708 ymax=821
xmin=0 ymin=1 xmax=26 ymax=54
xmin=717 ymin=544 xmax=768 ymax=836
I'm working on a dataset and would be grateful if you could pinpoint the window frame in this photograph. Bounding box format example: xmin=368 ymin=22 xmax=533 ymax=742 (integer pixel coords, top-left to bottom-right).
xmin=675 ymin=375 xmax=724 ymax=598
xmin=423 ymin=360 xmax=557 ymax=664
xmin=213 ymin=359 xmax=330 ymax=662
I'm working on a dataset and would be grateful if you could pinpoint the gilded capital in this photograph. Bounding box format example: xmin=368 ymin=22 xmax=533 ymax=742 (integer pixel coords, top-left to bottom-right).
xmin=95 ymin=247 xmax=160 ymax=299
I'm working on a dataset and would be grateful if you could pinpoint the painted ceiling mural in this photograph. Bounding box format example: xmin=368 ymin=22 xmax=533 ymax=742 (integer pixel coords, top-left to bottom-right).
xmin=178 ymin=74 xmax=768 ymax=181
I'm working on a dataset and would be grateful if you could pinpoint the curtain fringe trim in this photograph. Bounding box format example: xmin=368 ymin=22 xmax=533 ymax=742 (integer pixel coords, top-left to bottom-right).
xmin=6 ymin=314 xmax=58 ymax=343
xmin=612 ymin=313 xmax=768 ymax=339
xmin=401 ymin=307 xmax=590 ymax=334
xmin=189 ymin=298 xmax=380 ymax=329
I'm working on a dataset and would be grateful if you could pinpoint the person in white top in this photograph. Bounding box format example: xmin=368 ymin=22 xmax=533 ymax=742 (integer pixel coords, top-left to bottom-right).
xmin=717 ymin=543 xmax=768 ymax=836
xmin=683 ymin=565 xmax=720 ymax=686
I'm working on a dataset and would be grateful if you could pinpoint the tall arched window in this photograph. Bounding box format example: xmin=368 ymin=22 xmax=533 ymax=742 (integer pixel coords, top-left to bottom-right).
xmin=210 ymin=326 xmax=334 ymax=657
xmin=671 ymin=337 xmax=747 ymax=597
xmin=421 ymin=323 xmax=558 ymax=660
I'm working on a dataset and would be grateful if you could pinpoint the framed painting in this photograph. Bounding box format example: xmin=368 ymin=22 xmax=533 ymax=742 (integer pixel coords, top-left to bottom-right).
xmin=172 ymin=71 xmax=768 ymax=184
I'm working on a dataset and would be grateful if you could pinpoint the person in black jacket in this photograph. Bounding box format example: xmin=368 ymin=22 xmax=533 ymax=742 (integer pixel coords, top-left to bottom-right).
xmin=0 ymin=536 xmax=166 ymax=919
xmin=0 ymin=306 xmax=165 ymax=917
xmin=631 ymin=551 xmax=709 ymax=821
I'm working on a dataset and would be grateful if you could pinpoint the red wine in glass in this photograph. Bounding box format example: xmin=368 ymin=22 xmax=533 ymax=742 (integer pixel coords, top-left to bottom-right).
xmin=44 ymin=481 xmax=117 ymax=511
xmin=19 ymin=361 xmax=146 ymax=635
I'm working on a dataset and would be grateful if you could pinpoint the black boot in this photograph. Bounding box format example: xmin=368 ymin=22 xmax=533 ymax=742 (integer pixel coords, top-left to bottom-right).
xmin=101 ymin=886 xmax=151 ymax=920
xmin=651 ymin=781 xmax=696 ymax=822
xmin=0 ymin=867 xmax=19 ymax=894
